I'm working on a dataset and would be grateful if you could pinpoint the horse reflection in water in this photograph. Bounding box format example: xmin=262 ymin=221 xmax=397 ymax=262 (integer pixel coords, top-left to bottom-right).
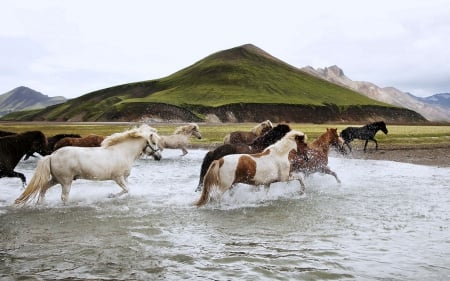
xmin=157 ymin=123 xmax=202 ymax=156
xmin=195 ymin=130 xmax=308 ymax=207
xmin=15 ymin=125 xmax=161 ymax=205
xmin=293 ymin=128 xmax=343 ymax=183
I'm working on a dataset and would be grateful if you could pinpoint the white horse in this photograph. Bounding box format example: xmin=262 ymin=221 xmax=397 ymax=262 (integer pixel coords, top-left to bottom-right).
xmin=195 ymin=130 xmax=308 ymax=207
xmin=157 ymin=123 xmax=202 ymax=156
xmin=223 ymin=120 xmax=273 ymax=144
xmin=15 ymin=124 xmax=161 ymax=205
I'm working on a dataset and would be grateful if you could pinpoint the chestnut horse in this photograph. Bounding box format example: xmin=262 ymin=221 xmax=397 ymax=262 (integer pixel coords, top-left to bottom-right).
xmin=292 ymin=128 xmax=343 ymax=183
xmin=223 ymin=120 xmax=273 ymax=144
xmin=0 ymin=131 xmax=48 ymax=186
xmin=54 ymin=134 xmax=105 ymax=150
xmin=195 ymin=124 xmax=291 ymax=192
xmin=195 ymin=130 xmax=308 ymax=207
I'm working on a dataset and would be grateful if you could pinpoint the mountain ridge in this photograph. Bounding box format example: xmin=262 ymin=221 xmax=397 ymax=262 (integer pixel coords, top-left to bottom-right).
xmin=1 ymin=44 xmax=427 ymax=123
xmin=301 ymin=65 xmax=450 ymax=121
xmin=0 ymin=86 xmax=66 ymax=117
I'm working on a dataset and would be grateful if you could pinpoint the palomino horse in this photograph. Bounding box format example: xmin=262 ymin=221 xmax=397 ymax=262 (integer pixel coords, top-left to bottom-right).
xmin=195 ymin=124 xmax=291 ymax=192
xmin=195 ymin=130 xmax=308 ymax=207
xmin=53 ymin=134 xmax=105 ymax=150
xmin=157 ymin=123 xmax=202 ymax=156
xmin=223 ymin=120 xmax=273 ymax=144
xmin=292 ymin=128 xmax=343 ymax=183
xmin=0 ymin=131 xmax=48 ymax=186
xmin=340 ymin=121 xmax=388 ymax=152
xmin=15 ymin=125 xmax=161 ymax=205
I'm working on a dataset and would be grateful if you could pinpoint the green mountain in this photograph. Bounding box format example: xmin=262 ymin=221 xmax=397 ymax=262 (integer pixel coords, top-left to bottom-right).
xmin=1 ymin=44 xmax=426 ymax=123
xmin=0 ymin=86 xmax=66 ymax=117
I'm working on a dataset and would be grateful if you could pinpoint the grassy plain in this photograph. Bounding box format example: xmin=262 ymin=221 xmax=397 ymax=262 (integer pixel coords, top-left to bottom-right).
xmin=1 ymin=122 xmax=449 ymax=149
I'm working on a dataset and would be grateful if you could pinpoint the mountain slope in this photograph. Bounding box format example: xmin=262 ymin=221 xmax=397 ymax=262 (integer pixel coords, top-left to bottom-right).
xmin=1 ymin=44 xmax=425 ymax=123
xmin=302 ymin=65 xmax=450 ymax=122
xmin=0 ymin=86 xmax=66 ymax=117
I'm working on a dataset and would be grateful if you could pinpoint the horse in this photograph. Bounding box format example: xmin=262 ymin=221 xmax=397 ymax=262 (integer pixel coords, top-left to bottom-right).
xmin=53 ymin=134 xmax=105 ymax=150
xmin=223 ymin=120 xmax=273 ymax=144
xmin=23 ymin=133 xmax=82 ymax=160
xmin=14 ymin=124 xmax=161 ymax=205
xmin=157 ymin=123 xmax=202 ymax=156
xmin=340 ymin=121 xmax=388 ymax=152
xmin=292 ymin=128 xmax=343 ymax=183
xmin=195 ymin=130 xmax=308 ymax=207
xmin=0 ymin=130 xmax=17 ymax=137
xmin=0 ymin=131 xmax=48 ymax=186
xmin=195 ymin=124 xmax=292 ymax=192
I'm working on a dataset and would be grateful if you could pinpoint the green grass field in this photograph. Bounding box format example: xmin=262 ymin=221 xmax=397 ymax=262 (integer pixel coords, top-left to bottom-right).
xmin=1 ymin=122 xmax=449 ymax=148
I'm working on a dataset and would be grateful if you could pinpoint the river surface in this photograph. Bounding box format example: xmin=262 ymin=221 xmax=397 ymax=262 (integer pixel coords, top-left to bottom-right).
xmin=1 ymin=149 xmax=449 ymax=280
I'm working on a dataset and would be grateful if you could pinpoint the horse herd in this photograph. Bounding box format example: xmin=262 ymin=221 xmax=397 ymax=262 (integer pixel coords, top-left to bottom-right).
xmin=0 ymin=121 xmax=388 ymax=207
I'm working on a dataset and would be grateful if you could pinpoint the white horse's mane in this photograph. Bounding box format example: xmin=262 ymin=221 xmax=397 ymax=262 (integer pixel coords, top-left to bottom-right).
xmin=101 ymin=124 xmax=157 ymax=147
xmin=265 ymin=130 xmax=306 ymax=154
xmin=174 ymin=123 xmax=199 ymax=135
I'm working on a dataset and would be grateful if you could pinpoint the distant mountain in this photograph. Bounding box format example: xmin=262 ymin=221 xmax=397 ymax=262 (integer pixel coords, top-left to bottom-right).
xmin=301 ymin=65 xmax=450 ymax=122
xmin=0 ymin=86 xmax=66 ymax=117
xmin=1 ymin=45 xmax=425 ymax=123
xmin=419 ymin=93 xmax=450 ymax=109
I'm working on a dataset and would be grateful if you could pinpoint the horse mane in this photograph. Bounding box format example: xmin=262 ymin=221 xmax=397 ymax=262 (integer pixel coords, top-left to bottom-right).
xmin=251 ymin=120 xmax=273 ymax=135
xmin=174 ymin=123 xmax=199 ymax=135
xmin=265 ymin=130 xmax=306 ymax=154
xmin=101 ymin=125 xmax=156 ymax=147
xmin=250 ymin=124 xmax=291 ymax=147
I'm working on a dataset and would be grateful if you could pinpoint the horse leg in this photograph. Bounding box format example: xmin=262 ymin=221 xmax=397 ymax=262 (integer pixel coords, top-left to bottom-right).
xmin=290 ymin=174 xmax=306 ymax=195
xmin=373 ymin=139 xmax=378 ymax=150
xmin=364 ymin=140 xmax=369 ymax=152
xmin=60 ymin=183 xmax=72 ymax=203
xmin=320 ymin=166 xmax=341 ymax=184
xmin=112 ymin=176 xmax=129 ymax=197
xmin=5 ymin=171 xmax=27 ymax=187
xmin=37 ymin=178 xmax=59 ymax=204
xmin=181 ymin=147 xmax=188 ymax=156
xmin=344 ymin=142 xmax=352 ymax=152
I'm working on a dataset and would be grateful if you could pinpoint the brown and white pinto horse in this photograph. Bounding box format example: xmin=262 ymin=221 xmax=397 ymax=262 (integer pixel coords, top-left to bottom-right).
xmin=223 ymin=120 xmax=273 ymax=144
xmin=292 ymin=128 xmax=343 ymax=183
xmin=195 ymin=130 xmax=308 ymax=207
xmin=53 ymin=135 xmax=105 ymax=151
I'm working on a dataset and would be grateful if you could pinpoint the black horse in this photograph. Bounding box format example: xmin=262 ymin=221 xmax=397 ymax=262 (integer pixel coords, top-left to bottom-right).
xmin=340 ymin=121 xmax=388 ymax=152
xmin=23 ymin=133 xmax=82 ymax=160
xmin=0 ymin=130 xmax=17 ymax=137
xmin=195 ymin=124 xmax=291 ymax=192
xmin=0 ymin=131 xmax=48 ymax=186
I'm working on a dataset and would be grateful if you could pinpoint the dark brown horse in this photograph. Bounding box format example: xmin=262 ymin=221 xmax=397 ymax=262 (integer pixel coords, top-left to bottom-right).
xmin=195 ymin=124 xmax=291 ymax=192
xmin=23 ymin=133 xmax=82 ymax=159
xmin=223 ymin=120 xmax=273 ymax=144
xmin=0 ymin=131 xmax=48 ymax=186
xmin=292 ymin=128 xmax=343 ymax=183
xmin=54 ymin=135 xmax=105 ymax=150
xmin=0 ymin=130 xmax=17 ymax=137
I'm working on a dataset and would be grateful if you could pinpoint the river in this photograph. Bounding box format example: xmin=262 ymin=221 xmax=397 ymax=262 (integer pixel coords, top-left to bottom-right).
xmin=1 ymin=149 xmax=449 ymax=280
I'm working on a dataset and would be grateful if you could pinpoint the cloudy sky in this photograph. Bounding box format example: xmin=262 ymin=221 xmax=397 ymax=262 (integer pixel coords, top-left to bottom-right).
xmin=1 ymin=0 xmax=449 ymax=99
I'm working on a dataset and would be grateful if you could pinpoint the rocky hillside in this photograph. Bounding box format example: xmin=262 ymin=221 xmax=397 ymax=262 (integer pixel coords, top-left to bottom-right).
xmin=0 ymin=86 xmax=66 ymax=117
xmin=301 ymin=65 xmax=450 ymax=122
xmin=1 ymin=45 xmax=426 ymax=123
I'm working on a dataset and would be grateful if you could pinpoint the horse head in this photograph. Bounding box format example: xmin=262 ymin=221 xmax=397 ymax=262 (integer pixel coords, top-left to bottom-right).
xmin=379 ymin=121 xmax=388 ymax=134
xmin=189 ymin=123 xmax=202 ymax=139
xmin=29 ymin=131 xmax=50 ymax=156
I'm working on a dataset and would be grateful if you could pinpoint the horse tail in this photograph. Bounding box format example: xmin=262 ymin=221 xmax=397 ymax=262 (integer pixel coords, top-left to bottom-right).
xmin=15 ymin=156 xmax=52 ymax=205
xmin=195 ymin=160 xmax=221 ymax=207
xmin=223 ymin=134 xmax=230 ymax=144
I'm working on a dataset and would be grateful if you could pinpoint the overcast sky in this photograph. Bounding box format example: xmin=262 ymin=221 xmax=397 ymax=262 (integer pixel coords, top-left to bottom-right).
xmin=1 ymin=0 xmax=449 ymax=99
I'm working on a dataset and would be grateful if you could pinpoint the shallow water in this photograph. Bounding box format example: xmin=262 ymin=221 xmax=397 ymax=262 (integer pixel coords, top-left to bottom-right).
xmin=1 ymin=149 xmax=449 ymax=280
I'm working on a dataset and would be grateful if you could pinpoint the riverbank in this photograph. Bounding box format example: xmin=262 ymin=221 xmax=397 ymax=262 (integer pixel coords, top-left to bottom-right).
xmin=333 ymin=143 xmax=450 ymax=167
